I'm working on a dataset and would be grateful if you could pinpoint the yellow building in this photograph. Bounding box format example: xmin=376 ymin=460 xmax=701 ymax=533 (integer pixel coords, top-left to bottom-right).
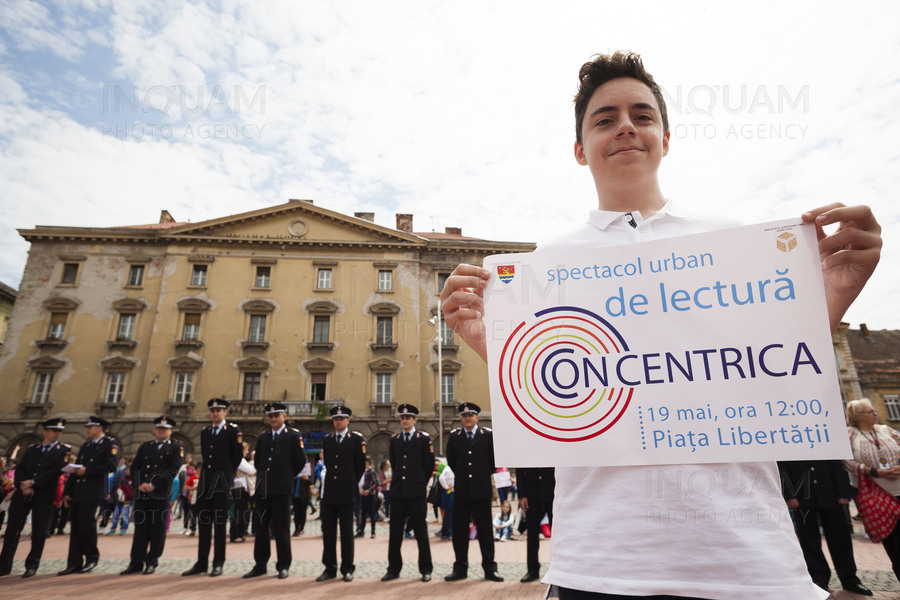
xmin=0 ymin=282 xmax=15 ymax=351
xmin=0 ymin=200 xmax=534 ymax=463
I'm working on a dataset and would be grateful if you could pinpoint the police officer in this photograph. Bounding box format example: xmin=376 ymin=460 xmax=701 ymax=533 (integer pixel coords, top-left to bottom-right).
xmin=316 ymin=405 xmax=365 ymax=582
xmin=381 ymin=404 xmax=435 ymax=582
xmin=0 ymin=418 xmax=70 ymax=578
xmin=57 ymin=416 xmax=120 ymax=575
xmin=243 ymin=403 xmax=307 ymax=580
xmin=121 ymin=416 xmax=184 ymax=575
xmin=516 ymin=467 xmax=555 ymax=582
xmin=183 ymin=398 xmax=243 ymax=577
xmin=444 ymin=402 xmax=503 ymax=582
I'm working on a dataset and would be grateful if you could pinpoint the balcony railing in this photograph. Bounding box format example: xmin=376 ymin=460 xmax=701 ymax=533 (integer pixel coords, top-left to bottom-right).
xmin=226 ymin=400 xmax=343 ymax=418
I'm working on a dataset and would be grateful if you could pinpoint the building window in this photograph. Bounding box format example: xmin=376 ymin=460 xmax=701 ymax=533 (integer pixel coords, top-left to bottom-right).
xmin=243 ymin=373 xmax=262 ymax=401
xmin=378 ymin=269 xmax=392 ymax=291
xmin=173 ymin=372 xmax=193 ymax=403
xmin=117 ymin=313 xmax=136 ymax=341
xmin=48 ymin=313 xmax=67 ymax=339
xmin=127 ymin=264 xmax=144 ymax=286
xmin=182 ymin=313 xmax=201 ymax=340
xmin=440 ymin=319 xmax=454 ymax=346
xmin=376 ymin=316 xmax=393 ymax=345
xmin=310 ymin=373 xmax=326 ymax=402
xmin=61 ymin=263 xmax=79 ymax=285
xmin=255 ymin=266 xmax=271 ymax=288
xmin=317 ymin=268 xmax=332 ymax=290
xmin=886 ymin=395 xmax=900 ymax=421
xmin=105 ymin=372 xmax=125 ymax=403
xmin=437 ymin=272 xmax=450 ymax=294
xmin=31 ymin=373 xmax=54 ymax=403
xmin=191 ymin=264 xmax=207 ymax=287
xmin=249 ymin=314 xmax=267 ymax=343
xmin=375 ymin=373 xmax=392 ymax=403
xmin=441 ymin=373 xmax=455 ymax=404
xmin=313 ymin=315 xmax=330 ymax=343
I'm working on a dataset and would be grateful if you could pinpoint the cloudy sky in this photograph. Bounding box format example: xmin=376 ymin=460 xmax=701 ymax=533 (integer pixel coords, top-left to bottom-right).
xmin=1 ymin=0 xmax=897 ymax=329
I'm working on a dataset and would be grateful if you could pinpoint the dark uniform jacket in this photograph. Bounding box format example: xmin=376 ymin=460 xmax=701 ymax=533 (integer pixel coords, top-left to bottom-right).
xmin=64 ymin=435 xmax=120 ymax=501
xmin=321 ymin=430 xmax=365 ymax=505
xmin=253 ymin=427 xmax=307 ymax=499
xmin=516 ymin=467 xmax=555 ymax=504
xmin=446 ymin=426 xmax=495 ymax=501
xmin=131 ymin=438 xmax=184 ymax=501
xmin=14 ymin=441 xmax=71 ymax=503
xmin=389 ymin=429 xmax=435 ymax=499
xmin=778 ymin=459 xmax=855 ymax=508
xmin=198 ymin=421 xmax=243 ymax=499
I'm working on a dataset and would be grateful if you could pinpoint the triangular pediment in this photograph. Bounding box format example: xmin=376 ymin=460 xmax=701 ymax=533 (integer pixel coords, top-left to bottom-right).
xmin=368 ymin=358 xmax=400 ymax=372
xmin=100 ymin=356 xmax=137 ymax=370
xmin=164 ymin=201 xmax=424 ymax=247
xmin=236 ymin=357 xmax=271 ymax=370
xmin=303 ymin=358 xmax=335 ymax=371
xmin=28 ymin=356 xmax=66 ymax=370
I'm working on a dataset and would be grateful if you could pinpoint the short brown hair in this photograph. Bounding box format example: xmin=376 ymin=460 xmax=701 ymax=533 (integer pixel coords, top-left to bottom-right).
xmin=574 ymin=51 xmax=669 ymax=144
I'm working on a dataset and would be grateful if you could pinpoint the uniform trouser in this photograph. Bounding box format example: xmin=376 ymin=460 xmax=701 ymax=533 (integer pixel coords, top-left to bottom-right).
xmin=292 ymin=496 xmax=308 ymax=533
xmin=0 ymin=494 xmax=52 ymax=571
xmin=252 ymin=495 xmax=292 ymax=571
xmin=525 ymin=500 xmax=553 ymax=573
xmin=230 ymin=487 xmax=249 ymax=541
xmin=195 ymin=495 xmax=230 ymax=568
xmin=387 ymin=496 xmax=433 ymax=575
xmin=793 ymin=505 xmax=860 ymax=587
xmin=320 ymin=502 xmax=355 ymax=575
xmin=130 ymin=498 xmax=169 ymax=567
xmin=451 ymin=497 xmax=496 ymax=574
xmin=67 ymin=498 xmax=102 ymax=569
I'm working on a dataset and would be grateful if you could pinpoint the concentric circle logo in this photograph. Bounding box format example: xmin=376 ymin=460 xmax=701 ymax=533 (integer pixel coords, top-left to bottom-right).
xmin=498 ymin=306 xmax=634 ymax=442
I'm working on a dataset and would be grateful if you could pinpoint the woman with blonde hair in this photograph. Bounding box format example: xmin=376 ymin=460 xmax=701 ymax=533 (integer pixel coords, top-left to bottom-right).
xmin=846 ymin=398 xmax=900 ymax=581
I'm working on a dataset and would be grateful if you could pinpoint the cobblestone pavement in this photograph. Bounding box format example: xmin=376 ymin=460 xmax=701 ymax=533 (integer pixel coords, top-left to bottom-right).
xmin=0 ymin=518 xmax=897 ymax=599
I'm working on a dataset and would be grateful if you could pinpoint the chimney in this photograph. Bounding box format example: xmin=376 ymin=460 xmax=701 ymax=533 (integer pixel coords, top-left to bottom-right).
xmin=445 ymin=226 xmax=462 ymax=235
xmin=354 ymin=212 xmax=375 ymax=222
xmin=860 ymin=323 xmax=870 ymax=337
xmin=396 ymin=214 xmax=413 ymax=233
xmin=159 ymin=210 xmax=175 ymax=224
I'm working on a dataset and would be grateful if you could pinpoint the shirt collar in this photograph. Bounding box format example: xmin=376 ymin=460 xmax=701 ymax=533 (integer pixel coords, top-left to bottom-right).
xmin=587 ymin=199 xmax=681 ymax=231
xmin=271 ymin=425 xmax=286 ymax=435
xmin=404 ymin=427 xmax=417 ymax=436
xmin=465 ymin=425 xmax=479 ymax=435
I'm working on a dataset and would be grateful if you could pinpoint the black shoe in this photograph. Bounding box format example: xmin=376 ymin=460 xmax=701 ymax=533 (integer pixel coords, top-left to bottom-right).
xmin=120 ymin=563 xmax=143 ymax=575
xmin=242 ymin=567 xmax=266 ymax=579
xmin=444 ymin=571 xmax=467 ymax=581
xmin=21 ymin=568 xmax=37 ymax=578
xmin=292 ymin=529 xmax=301 ymax=537
xmin=0 ymin=569 xmax=11 ymax=577
xmin=381 ymin=571 xmax=400 ymax=582
xmin=277 ymin=569 xmax=289 ymax=579
xmin=484 ymin=571 xmax=504 ymax=582
xmin=520 ymin=570 xmax=540 ymax=583
xmin=842 ymin=582 xmax=873 ymax=596
xmin=57 ymin=566 xmax=79 ymax=576
xmin=181 ymin=564 xmax=207 ymax=576
xmin=143 ymin=565 xmax=156 ymax=575
xmin=80 ymin=562 xmax=98 ymax=574
xmin=209 ymin=565 xmax=223 ymax=577
xmin=342 ymin=572 xmax=353 ymax=582
xmin=316 ymin=570 xmax=336 ymax=582
xmin=421 ymin=573 xmax=432 ymax=582
xmin=354 ymin=531 xmax=364 ymax=538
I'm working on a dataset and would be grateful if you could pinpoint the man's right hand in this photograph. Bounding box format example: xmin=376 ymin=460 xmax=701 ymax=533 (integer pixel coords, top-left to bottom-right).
xmin=440 ymin=264 xmax=490 ymax=361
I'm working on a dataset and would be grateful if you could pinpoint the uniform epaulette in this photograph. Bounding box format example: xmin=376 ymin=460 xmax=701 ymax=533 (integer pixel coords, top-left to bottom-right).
xmin=351 ymin=430 xmax=364 ymax=438
xmin=418 ymin=430 xmax=432 ymax=437
xmin=228 ymin=422 xmax=240 ymax=429
xmin=481 ymin=427 xmax=492 ymax=432
xmin=290 ymin=427 xmax=301 ymax=433
xmin=450 ymin=428 xmax=461 ymax=434
xmin=391 ymin=432 xmax=402 ymax=439
xmin=62 ymin=443 xmax=72 ymax=450
xmin=28 ymin=442 xmax=41 ymax=448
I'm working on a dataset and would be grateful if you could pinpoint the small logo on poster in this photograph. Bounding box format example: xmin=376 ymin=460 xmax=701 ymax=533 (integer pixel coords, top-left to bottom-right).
xmin=776 ymin=232 xmax=797 ymax=253
xmin=497 ymin=265 xmax=516 ymax=284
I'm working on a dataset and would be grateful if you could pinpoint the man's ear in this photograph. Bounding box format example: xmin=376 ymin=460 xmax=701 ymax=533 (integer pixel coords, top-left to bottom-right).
xmin=662 ymin=130 xmax=670 ymax=157
xmin=574 ymin=141 xmax=588 ymax=165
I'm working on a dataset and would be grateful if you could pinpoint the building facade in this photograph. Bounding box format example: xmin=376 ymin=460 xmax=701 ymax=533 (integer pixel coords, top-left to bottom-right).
xmin=0 ymin=200 xmax=534 ymax=465
xmin=843 ymin=324 xmax=900 ymax=426
xmin=0 ymin=282 xmax=15 ymax=352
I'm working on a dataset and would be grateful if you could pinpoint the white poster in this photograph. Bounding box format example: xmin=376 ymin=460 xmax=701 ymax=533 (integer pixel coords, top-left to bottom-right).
xmin=483 ymin=219 xmax=850 ymax=467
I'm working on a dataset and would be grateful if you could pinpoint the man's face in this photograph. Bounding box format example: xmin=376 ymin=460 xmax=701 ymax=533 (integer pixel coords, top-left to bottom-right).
xmin=268 ymin=412 xmax=287 ymax=430
xmin=400 ymin=415 xmax=416 ymax=432
xmin=209 ymin=407 xmax=226 ymax=425
xmin=84 ymin=424 xmax=103 ymax=440
xmin=154 ymin=426 xmax=172 ymax=443
xmin=43 ymin=428 xmax=61 ymax=444
xmin=574 ymin=77 xmax=669 ymax=198
xmin=461 ymin=412 xmax=478 ymax=429
xmin=332 ymin=416 xmax=349 ymax=432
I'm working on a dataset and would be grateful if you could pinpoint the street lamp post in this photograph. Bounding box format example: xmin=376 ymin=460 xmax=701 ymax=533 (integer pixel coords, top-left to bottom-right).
xmin=428 ymin=309 xmax=443 ymax=452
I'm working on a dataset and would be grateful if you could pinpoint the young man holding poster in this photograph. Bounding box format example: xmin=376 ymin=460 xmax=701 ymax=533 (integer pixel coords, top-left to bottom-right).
xmin=440 ymin=52 xmax=881 ymax=600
